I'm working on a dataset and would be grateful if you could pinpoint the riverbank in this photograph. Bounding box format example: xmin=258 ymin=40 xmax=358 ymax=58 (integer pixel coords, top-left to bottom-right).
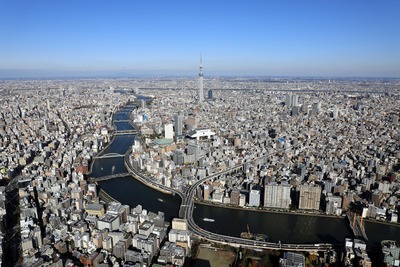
xmin=194 ymin=200 xmax=344 ymax=220
xmin=364 ymin=218 xmax=400 ymax=228
xmin=87 ymin=134 xmax=116 ymax=176
xmin=124 ymin=147 xmax=174 ymax=195
xmin=196 ymin=201 xmax=400 ymax=228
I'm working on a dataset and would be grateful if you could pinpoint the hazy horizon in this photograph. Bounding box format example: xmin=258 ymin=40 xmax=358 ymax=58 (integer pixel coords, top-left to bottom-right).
xmin=1 ymin=1 xmax=400 ymax=79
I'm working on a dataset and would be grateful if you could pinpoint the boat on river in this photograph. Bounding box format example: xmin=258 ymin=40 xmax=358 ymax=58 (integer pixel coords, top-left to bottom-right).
xmin=203 ymin=218 xmax=215 ymax=222
xmin=240 ymin=225 xmax=269 ymax=241
xmin=240 ymin=224 xmax=254 ymax=239
xmin=240 ymin=232 xmax=254 ymax=239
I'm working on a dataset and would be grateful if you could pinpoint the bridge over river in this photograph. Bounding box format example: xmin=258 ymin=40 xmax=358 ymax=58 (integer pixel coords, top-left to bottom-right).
xmin=90 ymin=172 xmax=131 ymax=182
xmin=94 ymin=153 xmax=125 ymax=159
xmin=114 ymin=130 xmax=137 ymax=135
xmin=122 ymin=146 xmax=334 ymax=252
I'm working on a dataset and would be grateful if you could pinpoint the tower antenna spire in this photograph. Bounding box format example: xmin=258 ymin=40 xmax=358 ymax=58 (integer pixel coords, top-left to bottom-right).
xmin=198 ymin=54 xmax=204 ymax=102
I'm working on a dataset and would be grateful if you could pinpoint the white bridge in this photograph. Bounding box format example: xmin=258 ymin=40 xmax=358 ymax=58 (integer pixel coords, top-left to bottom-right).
xmin=94 ymin=153 xmax=124 ymax=159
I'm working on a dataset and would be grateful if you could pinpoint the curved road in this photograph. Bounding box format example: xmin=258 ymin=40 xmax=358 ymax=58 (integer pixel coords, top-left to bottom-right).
xmin=124 ymin=139 xmax=333 ymax=252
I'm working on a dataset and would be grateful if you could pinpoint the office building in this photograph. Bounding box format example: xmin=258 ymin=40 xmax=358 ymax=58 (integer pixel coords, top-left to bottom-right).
xmin=174 ymin=114 xmax=183 ymax=136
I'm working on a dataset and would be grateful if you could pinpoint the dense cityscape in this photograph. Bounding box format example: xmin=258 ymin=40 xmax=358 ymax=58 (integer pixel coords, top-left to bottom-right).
xmin=2 ymin=0 xmax=400 ymax=265
xmin=0 ymin=74 xmax=399 ymax=266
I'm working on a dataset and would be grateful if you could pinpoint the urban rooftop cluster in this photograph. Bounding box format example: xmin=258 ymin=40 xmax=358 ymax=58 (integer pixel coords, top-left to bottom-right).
xmin=131 ymin=79 xmax=400 ymax=222
xmin=0 ymin=77 xmax=399 ymax=266
xmin=0 ymin=80 xmax=191 ymax=266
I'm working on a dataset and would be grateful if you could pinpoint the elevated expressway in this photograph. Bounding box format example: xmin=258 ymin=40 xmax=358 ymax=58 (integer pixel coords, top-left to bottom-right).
xmin=124 ymin=146 xmax=333 ymax=252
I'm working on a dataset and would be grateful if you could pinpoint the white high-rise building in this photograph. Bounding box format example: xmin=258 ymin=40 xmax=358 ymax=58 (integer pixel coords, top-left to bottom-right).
xmin=292 ymin=95 xmax=298 ymax=107
xmin=249 ymin=189 xmax=260 ymax=207
xmin=164 ymin=124 xmax=174 ymax=139
xmin=198 ymin=55 xmax=204 ymax=102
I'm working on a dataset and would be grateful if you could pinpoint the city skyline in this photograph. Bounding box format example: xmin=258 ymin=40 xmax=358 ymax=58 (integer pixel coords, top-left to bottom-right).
xmin=1 ymin=0 xmax=400 ymax=78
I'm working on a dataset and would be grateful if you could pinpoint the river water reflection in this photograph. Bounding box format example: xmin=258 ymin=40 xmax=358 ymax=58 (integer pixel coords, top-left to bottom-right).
xmin=94 ymin=103 xmax=400 ymax=248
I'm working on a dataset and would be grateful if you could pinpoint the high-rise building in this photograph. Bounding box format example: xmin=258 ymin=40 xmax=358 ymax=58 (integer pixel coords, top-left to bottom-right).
xmin=230 ymin=189 xmax=240 ymax=206
xmin=292 ymin=95 xmax=299 ymax=107
xmin=325 ymin=195 xmax=342 ymax=215
xmin=113 ymin=240 xmax=126 ymax=259
xmin=249 ymin=189 xmax=261 ymax=207
xmin=208 ymin=89 xmax=213 ymax=100
xmin=285 ymin=95 xmax=292 ymax=108
xmin=164 ymin=124 xmax=174 ymax=139
xmin=203 ymin=184 xmax=210 ymax=201
xmin=312 ymin=102 xmax=321 ymax=114
xmin=174 ymin=114 xmax=183 ymax=136
xmin=27 ymin=98 xmax=33 ymax=111
xmin=333 ymin=106 xmax=339 ymax=119
xmin=264 ymin=182 xmax=291 ymax=209
xmin=186 ymin=143 xmax=200 ymax=161
xmin=298 ymin=184 xmax=321 ymax=210
xmin=198 ymin=55 xmax=204 ymax=102
xmin=140 ymin=99 xmax=146 ymax=109
xmin=291 ymin=106 xmax=300 ymax=116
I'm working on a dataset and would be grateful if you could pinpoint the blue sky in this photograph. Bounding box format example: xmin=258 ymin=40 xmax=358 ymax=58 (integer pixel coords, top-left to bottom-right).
xmin=0 ymin=0 xmax=399 ymax=78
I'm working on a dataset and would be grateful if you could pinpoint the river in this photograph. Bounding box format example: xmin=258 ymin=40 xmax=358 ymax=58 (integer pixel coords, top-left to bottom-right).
xmin=94 ymin=101 xmax=400 ymax=250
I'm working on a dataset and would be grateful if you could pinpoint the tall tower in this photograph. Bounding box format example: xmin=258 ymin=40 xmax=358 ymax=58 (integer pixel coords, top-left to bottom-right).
xmin=198 ymin=54 xmax=204 ymax=102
